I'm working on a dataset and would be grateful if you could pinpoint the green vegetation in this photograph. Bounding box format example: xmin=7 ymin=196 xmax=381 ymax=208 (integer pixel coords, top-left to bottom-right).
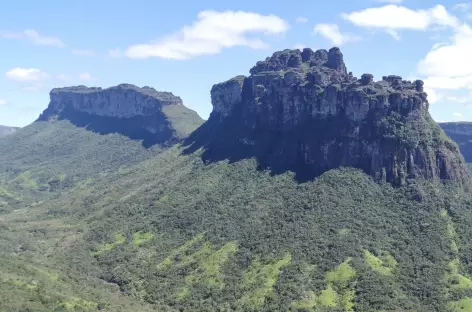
xmin=132 ymin=231 xmax=153 ymax=246
xmin=363 ymin=249 xmax=397 ymax=276
xmin=2 ymin=118 xmax=472 ymax=311
xmin=91 ymin=232 xmax=125 ymax=255
xmin=238 ymin=253 xmax=292 ymax=310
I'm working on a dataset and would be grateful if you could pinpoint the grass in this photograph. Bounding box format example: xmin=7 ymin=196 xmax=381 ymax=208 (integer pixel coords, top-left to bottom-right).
xmin=238 ymin=253 xmax=292 ymax=309
xmin=132 ymin=231 xmax=153 ymax=246
xmin=91 ymin=232 xmax=125 ymax=256
xmin=446 ymin=258 xmax=472 ymax=290
xmin=363 ymin=250 xmax=396 ymax=276
xmin=449 ymin=298 xmax=472 ymax=312
xmin=156 ymin=232 xmax=206 ymax=270
xmin=178 ymin=241 xmax=238 ymax=298
xmin=326 ymin=257 xmax=356 ymax=285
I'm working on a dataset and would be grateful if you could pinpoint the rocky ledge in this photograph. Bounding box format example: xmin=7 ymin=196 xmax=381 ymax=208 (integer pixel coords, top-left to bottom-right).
xmin=186 ymin=47 xmax=469 ymax=185
xmin=38 ymin=84 xmax=202 ymax=147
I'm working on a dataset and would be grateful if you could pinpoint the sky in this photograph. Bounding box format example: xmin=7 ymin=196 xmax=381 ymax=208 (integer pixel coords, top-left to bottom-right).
xmin=1 ymin=0 xmax=472 ymax=127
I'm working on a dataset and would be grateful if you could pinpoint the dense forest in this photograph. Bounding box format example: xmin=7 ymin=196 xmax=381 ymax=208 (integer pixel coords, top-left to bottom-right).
xmin=1 ymin=119 xmax=472 ymax=311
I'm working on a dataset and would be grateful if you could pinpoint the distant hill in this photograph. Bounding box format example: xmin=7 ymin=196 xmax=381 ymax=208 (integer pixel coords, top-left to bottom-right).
xmin=0 ymin=125 xmax=18 ymax=137
xmin=2 ymin=50 xmax=472 ymax=312
xmin=440 ymin=122 xmax=472 ymax=163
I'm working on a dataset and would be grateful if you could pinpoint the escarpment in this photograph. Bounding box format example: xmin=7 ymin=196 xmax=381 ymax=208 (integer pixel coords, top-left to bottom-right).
xmin=186 ymin=47 xmax=469 ymax=185
xmin=38 ymin=84 xmax=203 ymax=147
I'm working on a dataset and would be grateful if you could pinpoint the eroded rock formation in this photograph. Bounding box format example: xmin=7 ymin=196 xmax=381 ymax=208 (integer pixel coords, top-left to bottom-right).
xmin=39 ymin=84 xmax=203 ymax=147
xmin=186 ymin=47 xmax=469 ymax=185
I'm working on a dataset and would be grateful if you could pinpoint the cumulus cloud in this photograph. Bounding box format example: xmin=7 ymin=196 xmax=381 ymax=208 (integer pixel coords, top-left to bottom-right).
xmin=453 ymin=112 xmax=464 ymax=117
xmin=0 ymin=29 xmax=64 ymax=48
xmin=294 ymin=43 xmax=307 ymax=50
xmin=418 ymin=24 xmax=472 ymax=91
xmin=314 ymin=24 xmax=360 ymax=45
xmin=72 ymin=49 xmax=94 ymax=56
xmin=342 ymin=5 xmax=460 ymax=39
xmin=125 ymin=10 xmax=289 ymax=60
xmin=0 ymin=100 xmax=7 ymax=105
xmin=296 ymin=16 xmax=308 ymax=23
xmin=5 ymin=68 xmax=49 ymax=82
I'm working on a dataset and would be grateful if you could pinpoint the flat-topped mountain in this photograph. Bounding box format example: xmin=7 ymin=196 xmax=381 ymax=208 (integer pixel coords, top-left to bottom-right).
xmin=0 ymin=125 xmax=18 ymax=137
xmin=186 ymin=47 xmax=469 ymax=185
xmin=39 ymin=84 xmax=203 ymax=147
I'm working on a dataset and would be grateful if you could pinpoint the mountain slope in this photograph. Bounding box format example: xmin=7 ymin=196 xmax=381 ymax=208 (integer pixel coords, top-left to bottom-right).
xmin=0 ymin=84 xmax=203 ymax=211
xmin=0 ymin=125 xmax=18 ymax=137
xmin=2 ymin=145 xmax=472 ymax=311
xmin=1 ymin=49 xmax=472 ymax=312
xmin=440 ymin=122 xmax=472 ymax=163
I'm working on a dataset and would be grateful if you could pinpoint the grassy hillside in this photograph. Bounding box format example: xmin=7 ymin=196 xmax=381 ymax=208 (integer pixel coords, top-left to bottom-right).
xmin=2 ymin=141 xmax=472 ymax=311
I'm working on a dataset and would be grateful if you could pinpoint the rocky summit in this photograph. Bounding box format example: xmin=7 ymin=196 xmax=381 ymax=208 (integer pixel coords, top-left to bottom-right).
xmin=38 ymin=84 xmax=203 ymax=147
xmin=186 ymin=47 xmax=469 ymax=185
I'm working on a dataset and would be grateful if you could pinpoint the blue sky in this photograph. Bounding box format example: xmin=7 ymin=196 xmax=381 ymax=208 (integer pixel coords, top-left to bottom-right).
xmin=1 ymin=0 xmax=472 ymax=126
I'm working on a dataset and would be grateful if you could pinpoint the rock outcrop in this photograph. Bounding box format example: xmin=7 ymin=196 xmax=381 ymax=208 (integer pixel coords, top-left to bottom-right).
xmin=0 ymin=125 xmax=18 ymax=137
xmin=186 ymin=47 xmax=469 ymax=185
xmin=39 ymin=84 xmax=203 ymax=147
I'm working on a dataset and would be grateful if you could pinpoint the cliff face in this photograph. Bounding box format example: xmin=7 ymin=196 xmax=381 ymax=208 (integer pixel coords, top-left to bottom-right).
xmin=39 ymin=84 xmax=203 ymax=147
xmin=186 ymin=47 xmax=469 ymax=185
xmin=0 ymin=125 xmax=18 ymax=137
xmin=440 ymin=122 xmax=472 ymax=163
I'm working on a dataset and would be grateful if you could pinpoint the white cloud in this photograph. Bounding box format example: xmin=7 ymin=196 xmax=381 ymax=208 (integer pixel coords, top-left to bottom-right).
xmin=125 ymin=10 xmax=289 ymax=60
xmin=453 ymin=112 xmax=464 ymax=116
xmin=5 ymin=68 xmax=49 ymax=82
xmin=79 ymin=72 xmax=92 ymax=80
xmin=418 ymin=24 xmax=472 ymax=90
xmin=0 ymin=100 xmax=7 ymax=105
xmin=342 ymin=5 xmax=461 ymax=39
xmin=0 ymin=29 xmax=64 ymax=48
xmin=72 ymin=49 xmax=94 ymax=56
xmin=296 ymin=16 xmax=308 ymax=23
xmin=313 ymin=24 xmax=360 ymax=45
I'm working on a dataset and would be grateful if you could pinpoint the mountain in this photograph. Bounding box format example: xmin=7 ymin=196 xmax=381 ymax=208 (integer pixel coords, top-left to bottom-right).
xmin=185 ymin=48 xmax=468 ymax=186
xmin=2 ymin=49 xmax=472 ymax=312
xmin=0 ymin=125 xmax=18 ymax=137
xmin=440 ymin=122 xmax=472 ymax=163
xmin=0 ymin=84 xmax=203 ymax=209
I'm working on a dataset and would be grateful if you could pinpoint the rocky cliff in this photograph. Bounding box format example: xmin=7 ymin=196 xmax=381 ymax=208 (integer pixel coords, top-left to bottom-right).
xmin=0 ymin=125 xmax=18 ymax=137
xmin=38 ymin=84 xmax=203 ymax=147
xmin=185 ymin=47 xmax=469 ymax=185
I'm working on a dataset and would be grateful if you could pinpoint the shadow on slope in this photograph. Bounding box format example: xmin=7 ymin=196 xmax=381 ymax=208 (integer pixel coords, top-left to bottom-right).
xmin=182 ymin=115 xmax=362 ymax=183
xmin=38 ymin=105 xmax=175 ymax=148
